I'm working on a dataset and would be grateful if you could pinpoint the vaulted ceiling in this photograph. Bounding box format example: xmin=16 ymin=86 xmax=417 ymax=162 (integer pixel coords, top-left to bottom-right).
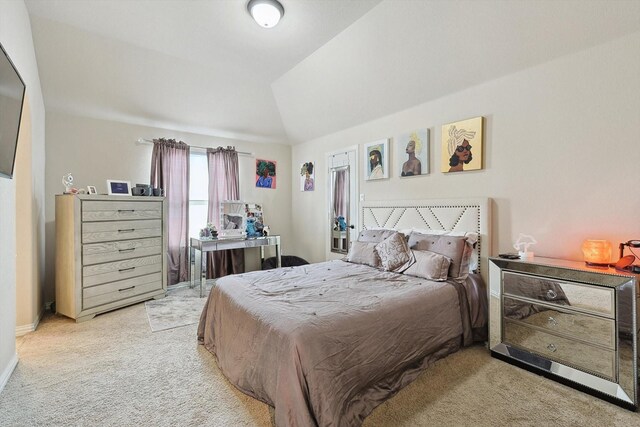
xmin=26 ymin=0 xmax=640 ymax=145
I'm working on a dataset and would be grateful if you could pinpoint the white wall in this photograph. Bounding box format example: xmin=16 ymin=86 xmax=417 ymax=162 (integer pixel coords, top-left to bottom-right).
xmin=44 ymin=111 xmax=292 ymax=302
xmin=291 ymin=32 xmax=640 ymax=264
xmin=0 ymin=0 xmax=45 ymax=390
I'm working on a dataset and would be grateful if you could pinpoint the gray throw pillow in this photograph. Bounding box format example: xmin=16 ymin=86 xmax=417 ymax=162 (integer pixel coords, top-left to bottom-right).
xmin=346 ymin=241 xmax=380 ymax=267
xmin=403 ymin=250 xmax=452 ymax=281
xmin=407 ymin=232 xmax=473 ymax=280
xmin=375 ymin=232 xmax=414 ymax=272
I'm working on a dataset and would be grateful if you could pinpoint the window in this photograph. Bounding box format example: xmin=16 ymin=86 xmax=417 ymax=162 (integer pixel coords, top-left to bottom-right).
xmin=188 ymin=151 xmax=209 ymax=238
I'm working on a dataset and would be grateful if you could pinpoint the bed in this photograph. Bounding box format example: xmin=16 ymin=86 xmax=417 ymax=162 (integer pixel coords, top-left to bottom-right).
xmin=198 ymin=198 xmax=491 ymax=427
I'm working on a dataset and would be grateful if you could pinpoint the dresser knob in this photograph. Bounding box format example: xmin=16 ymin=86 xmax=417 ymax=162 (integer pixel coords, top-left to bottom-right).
xmin=546 ymin=289 xmax=557 ymax=299
xmin=547 ymin=343 xmax=557 ymax=352
xmin=547 ymin=316 xmax=557 ymax=326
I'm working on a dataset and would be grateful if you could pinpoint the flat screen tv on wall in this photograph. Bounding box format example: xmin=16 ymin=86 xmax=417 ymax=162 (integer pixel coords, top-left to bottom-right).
xmin=0 ymin=41 xmax=26 ymax=179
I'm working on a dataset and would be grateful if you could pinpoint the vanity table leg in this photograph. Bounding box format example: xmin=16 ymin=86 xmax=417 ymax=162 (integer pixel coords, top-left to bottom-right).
xmin=200 ymin=250 xmax=207 ymax=298
xmin=189 ymin=246 xmax=195 ymax=289
xmin=275 ymin=243 xmax=282 ymax=268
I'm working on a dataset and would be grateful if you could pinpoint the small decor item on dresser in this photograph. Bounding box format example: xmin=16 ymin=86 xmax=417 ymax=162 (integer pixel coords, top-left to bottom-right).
xmin=106 ymin=179 xmax=131 ymax=196
xmin=86 ymin=185 xmax=97 ymax=195
xmin=199 ymin=223 xmax=218 ymax=240
xmin=132 ymin=184 xmax=151 ymax=196
xmin=616 ymin=240 xmax=640 ymax=273
xmin=513 ymin=233 xmax=536 ymax=260
xmin=581 ymin=239 xmax=612 ymax=266
xmin=62 ymin=173 xmax=74 ymax=193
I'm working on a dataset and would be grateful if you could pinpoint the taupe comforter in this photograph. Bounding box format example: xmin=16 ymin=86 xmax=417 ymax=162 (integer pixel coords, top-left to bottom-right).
xmin=197 ymin=260 xmax=487 ymax=427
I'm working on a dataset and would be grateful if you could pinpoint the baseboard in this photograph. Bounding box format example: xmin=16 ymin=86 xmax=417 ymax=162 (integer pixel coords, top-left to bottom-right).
xmin=0 ymin=353 xmax=18 ymax=394
xmin=15 ymin=305 xmax=44 ymax=337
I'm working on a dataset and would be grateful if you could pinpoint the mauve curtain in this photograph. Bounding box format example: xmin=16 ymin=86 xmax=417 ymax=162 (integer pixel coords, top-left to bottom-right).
xmin=207 ymin=146 xmax=244 ymax=278
xmin=333 ymin=168 xmax=349 ymax=220
xmin=150 ymin=138 xmax=190 ymax=286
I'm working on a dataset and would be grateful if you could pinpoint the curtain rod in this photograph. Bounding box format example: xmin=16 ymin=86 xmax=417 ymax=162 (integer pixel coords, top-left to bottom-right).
xmin=136 ymin=138 xmax=253 ymax=156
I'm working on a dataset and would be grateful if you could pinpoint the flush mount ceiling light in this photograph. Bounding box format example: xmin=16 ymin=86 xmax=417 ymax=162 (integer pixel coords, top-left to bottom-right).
xmin=247 ymin=0 xmax=284 ymax=28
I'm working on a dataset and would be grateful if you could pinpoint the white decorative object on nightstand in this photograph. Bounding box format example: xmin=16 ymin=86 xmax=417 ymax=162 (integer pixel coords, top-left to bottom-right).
xmin=489 ymin=256 xmax=638 ymax=410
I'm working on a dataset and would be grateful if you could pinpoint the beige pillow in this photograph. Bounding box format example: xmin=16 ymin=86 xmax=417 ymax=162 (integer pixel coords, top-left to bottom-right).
xmin=375 ymin=232 xmax=414 ymax=272
xmin=403 ymin=250 xmax=452 ymax=281
xmin=347 ymin=241 xmax=380 ymax=267
xmin=357 ymin=229 xmax=397 ymax=244
xmin=407 ymin=232 xmax=473 ymax=280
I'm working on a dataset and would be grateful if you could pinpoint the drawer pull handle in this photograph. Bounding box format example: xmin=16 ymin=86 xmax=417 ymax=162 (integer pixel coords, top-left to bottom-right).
xmin=547 ymin=343 xmax=557 ymax=352
xmin=118 ymin=267 xmax=135 ymax=273
xmin=119 ymin=248 xmax=136 ymax=253
xmin=118 ymin=286 xmax=135 ymax=292
xmin=546 ymin=289 xmax=557 ymax=299
xmin=118 ymin=229 xmax=135 ymax=233
xmin=547 ymin=316 xmax=557 ymax=326
xmin=118 ymin=209 xmax=135 ymax=213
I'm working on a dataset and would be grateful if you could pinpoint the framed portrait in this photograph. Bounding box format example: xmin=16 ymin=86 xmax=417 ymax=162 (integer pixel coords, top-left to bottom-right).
xmin=396 ymin=129 xmax=429 ymax=177
xmin=363 ymin=139 xmax=389 ymax=181
xmin=256 ymin=159 xmax=277 ymax=189
xmin=106 ymin=180 xmax=131 ymax=196
xmin=87 ymin=185 xmax=97 ymax=195
xmin=441 ymin=116 xmax=483 ymax=173
xmin=299 ymin=161 xmax=315 ymax=191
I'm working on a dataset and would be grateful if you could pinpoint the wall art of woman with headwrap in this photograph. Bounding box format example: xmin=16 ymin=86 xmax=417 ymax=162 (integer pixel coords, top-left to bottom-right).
xmin=300 ymin=161 xmax=315 ymax=191
xmin=441 ymin=117 xmax=483 ymax=173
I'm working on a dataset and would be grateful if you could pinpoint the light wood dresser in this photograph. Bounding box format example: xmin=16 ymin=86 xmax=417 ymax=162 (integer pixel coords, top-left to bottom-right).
xmin=489 ymin=257 xmax=638 ymax=410
xmin=55 ymin=194 xmax=167 ymax=322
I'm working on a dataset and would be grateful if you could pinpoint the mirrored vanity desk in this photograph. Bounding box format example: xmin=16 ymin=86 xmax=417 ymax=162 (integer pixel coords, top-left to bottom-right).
xmin=189 ymin=235 xmax=281 ymax=297
xmin=489 ymin=256 xmax=639 ymax=410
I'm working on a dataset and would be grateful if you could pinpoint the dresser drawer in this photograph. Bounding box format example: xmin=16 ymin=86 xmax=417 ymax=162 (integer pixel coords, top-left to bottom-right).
xmin=82 ymin=237 xmax=162 ymax=265
xmin=503 ymin=271 xmax=614 ymax=317
xmin=83 ymin=272 xmax=163 ymax=309
xmin=503 ymin=296 xmax=615 ymax=349
xmin=82 ymin=219 xmax=162 ymax=243
xmin=83 ymin=255 xmax=162 ymax=287
xmin=504 ymin=320 xmax=616 ymax=380
xmin=82 ymin=201 xmax=163 ymax=222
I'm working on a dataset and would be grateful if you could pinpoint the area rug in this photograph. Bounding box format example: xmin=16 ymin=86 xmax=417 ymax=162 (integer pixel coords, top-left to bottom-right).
xmin=145 ymin=281 xmax=213 ymax=332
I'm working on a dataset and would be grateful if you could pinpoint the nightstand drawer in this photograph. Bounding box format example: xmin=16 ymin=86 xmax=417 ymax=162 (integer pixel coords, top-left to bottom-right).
xmin=503 ymin=296 xmax=615 ymax=349
xmin=503 ymin=271 xmax=614 ymax=317
xmin=82 ymin=237 xmax=162 ymax=265
xmin=82 ymin=200 xmax=163 ymax=222
xmin=82 ymin=219 xmax=162 ymax=243
xmin=504 ymin=320 xmax=615 ymax=380
xmin=83 ymin=272 xmax=163 ymax=309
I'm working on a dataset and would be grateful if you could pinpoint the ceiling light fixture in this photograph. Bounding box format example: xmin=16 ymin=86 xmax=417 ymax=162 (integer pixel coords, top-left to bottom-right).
xmin=247 ymin=0 xmax=284 ymax=28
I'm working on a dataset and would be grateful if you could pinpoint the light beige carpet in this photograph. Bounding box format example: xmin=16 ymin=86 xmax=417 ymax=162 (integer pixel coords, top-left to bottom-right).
xmin=145 ymin=283 xmax=212 ymax=332
xmin=1 ymin=300 xmax=639 ymax=426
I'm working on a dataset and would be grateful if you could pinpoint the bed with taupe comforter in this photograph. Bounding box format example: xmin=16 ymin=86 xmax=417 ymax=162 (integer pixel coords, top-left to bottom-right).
xmin=197 ymin=260 xmax=487 ymax=427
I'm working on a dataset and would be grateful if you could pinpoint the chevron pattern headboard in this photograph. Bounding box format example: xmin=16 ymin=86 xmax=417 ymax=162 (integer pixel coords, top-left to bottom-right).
xmin=360 ymin=198 xmax=491 ymax=280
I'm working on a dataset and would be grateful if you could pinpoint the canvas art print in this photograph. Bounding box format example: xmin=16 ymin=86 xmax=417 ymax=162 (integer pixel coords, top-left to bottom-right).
xmin=397 ymin=129 xmax=429 ymax=177
xmin=256 ymin=159 xmax=277 ymax=189
xmin=363 ymin=139 xmax=389 ymax=181
xmin=300 ymin=161 xmax=315 ymax=191
xmin=441 ymin=116 xmax=483 ymax=173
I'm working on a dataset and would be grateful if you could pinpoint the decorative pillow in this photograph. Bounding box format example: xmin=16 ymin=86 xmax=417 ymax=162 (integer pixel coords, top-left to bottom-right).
xmin=346 ymin=241 xmax=380 ymax=267
xmin=357 ymin=229 xmax=398 ymax=244
xmin=403 ymin=250 xmax=452 ymax=281
xmin=375 ymin=232 xmax=414 ymax=272
xmin=408 ymin=229 xmax=479 ymax=272
xmin=407 ymin=232 xmax=474 ymax=281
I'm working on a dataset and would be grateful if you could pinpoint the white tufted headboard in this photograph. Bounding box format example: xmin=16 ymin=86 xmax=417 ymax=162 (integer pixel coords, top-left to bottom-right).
xmin=360 ymin=198 xmax=491 ymax=281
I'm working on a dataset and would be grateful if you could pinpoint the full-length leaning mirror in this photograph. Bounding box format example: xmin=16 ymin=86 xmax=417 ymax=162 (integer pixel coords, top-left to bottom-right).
xmin=330 ymin=166 xmax=351 ymax=254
